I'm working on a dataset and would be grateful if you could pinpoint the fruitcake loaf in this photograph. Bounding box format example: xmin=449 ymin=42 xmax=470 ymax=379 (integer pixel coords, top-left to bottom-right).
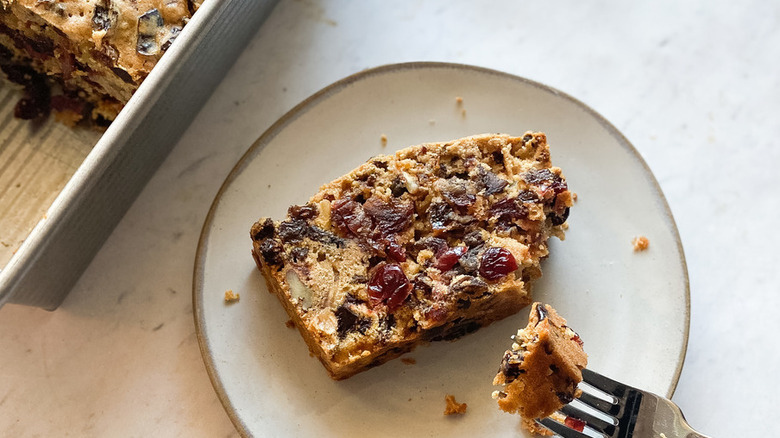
xmin=0 ymin=0 xmax=201 ymax=123
xmin=250 ymin=133 xmax=573 ymax=380
xmin=492 ymin=302 xmax=587 ymax=435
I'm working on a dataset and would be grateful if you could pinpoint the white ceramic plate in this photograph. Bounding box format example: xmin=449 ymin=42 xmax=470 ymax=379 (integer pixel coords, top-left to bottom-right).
xmin=194 ymin=63 xmax=689 ymax=437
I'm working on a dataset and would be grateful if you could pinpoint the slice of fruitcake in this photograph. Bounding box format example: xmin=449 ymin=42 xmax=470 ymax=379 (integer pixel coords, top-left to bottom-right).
xmin=250 ymin=133 xmax=573 ymax=380
xmin=492 ymin=302 xmax=587 ymax=435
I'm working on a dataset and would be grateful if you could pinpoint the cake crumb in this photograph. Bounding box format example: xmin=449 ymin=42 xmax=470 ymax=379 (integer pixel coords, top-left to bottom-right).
xmin=455 ymin=96 xmax=463 ymax=105
xmin=380 ymin=134 xmax=388 ymax=146
xmin=429 ymin=119 xmax=436 ymax=125
xmin=572 ymin=192 xmax=578 ymax=202
xmin=401 ymin=357 xmax=416 ymax=365
xmin=461 ymin=108 xmax=467 ymax=117
xmin=632 ymin=236 xmax=650 ymax=252
xmin=285 ymin=319 xmax=296 ymax=329
xmin=444 ymin=395 xmax=468 ymax=415
xmin=224 ymin=290 xmax=240 ymax=302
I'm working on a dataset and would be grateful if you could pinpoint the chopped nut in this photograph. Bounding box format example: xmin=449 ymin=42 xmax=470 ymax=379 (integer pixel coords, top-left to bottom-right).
xmin=632 ymin=236 xmax=650 ymax=252
xmin=444 ymin=394 xmax=468 ymax=415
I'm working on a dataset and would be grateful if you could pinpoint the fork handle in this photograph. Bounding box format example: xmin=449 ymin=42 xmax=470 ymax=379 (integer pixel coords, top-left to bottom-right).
xmin=654 ymin=396 xmax=711 ymax=438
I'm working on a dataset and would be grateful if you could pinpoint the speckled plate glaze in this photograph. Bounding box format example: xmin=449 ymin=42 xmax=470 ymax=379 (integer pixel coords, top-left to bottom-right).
xmin=193 ymin=62 xmax=689 ymax=437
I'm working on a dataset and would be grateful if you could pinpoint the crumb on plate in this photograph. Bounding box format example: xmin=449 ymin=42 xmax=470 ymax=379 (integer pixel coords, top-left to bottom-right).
xmin=632 ymin=236 xmax=650 ymax=252
xmin=401 ymin=357 xmax=416 ymax=365
xmin=444 ymin=395 xmax=468 ymax=416
xmin=224 ymin=290 xmax=240 ymax=302
xmin=285 ymin=319 xmax=296 ymax=329
xmin=380 ymin=134 xmax=388 ymax=146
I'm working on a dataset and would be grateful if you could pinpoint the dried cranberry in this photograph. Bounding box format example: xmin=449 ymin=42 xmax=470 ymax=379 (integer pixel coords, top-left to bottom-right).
xmin=524 ymin=169 xmax=568 ymax=197
xmin=384 ymin=236 xmax=406 ymax=262
xmin=564 ymin=416 xmax=586 ymax=432
xmin=368 ymin=263 xmax=412 ymax=312
xmin=434 ymin=246 xmax=467 ymax=271
xmin=489 ymin=197 xmax=528 ymax=222
xmin=479 ymin=247 xmax=518 ymax=280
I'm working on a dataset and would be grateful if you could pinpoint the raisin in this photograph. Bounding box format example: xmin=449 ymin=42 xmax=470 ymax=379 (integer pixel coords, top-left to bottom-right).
xmin=415 ymin=236 xmax=448 ymax=255
xmin=477 ymin=167 xmax=508 ymax=195
xmin=368 ymin=263 xmax=412 ymax=312
xmin=289 ymin=203 xmax=318 ymax=220
xmin=307 ymin=225 xmax=344 ymax=247
xmin=557 ymin=391 xmax=575 ymax=405
xmin=12 ymin=68 xmax=50 ymax=120
xmin=251 ymin=218 xmax=275 ymax=240
xmin=428 ymin=202 xmax=453 ymax=230
xmin=335 ymin=306 xmax=369 ymax=338
xmin=277 ymin=219 xmax=308 ymax=243
xmin=492 ymin=151 xmax=504 ymax=166
xmin=258 ymin=239 xmax=283 ymax=265
xmin=384 ymin=236 xmax=406 ymax=262
xmin=463 ymin=231 xmax=484 ymax=248
xmin=441 ymin=178 xmax=475 ymax=209
xmin=450 ymin=275 xmax=489 ymax=295
xmin=331 ymin=199 xmax=372 ymax=237
xmin=363 ymin=197 xmax=414 ymax=236
xmin=458 ymin=247 xmax=481 ymax=274
xmin=548 ymin=207 xmax=570 ymax=226
xmin=524 ymin=169 xmax=568 ymax=197
xmin=434 ymin=246 xmax=467 ymax=271
xmin=111 ymin=67 xmax=135 ymax=84
xmin=390 ymin=176 xmax=408 ymax=197
xmin=489 ymin=197 xmax=528 ymax=222
xmin=290 ymin=247 xmax=308 ymax=263
xmin=479 ymin=247 xmax=518 ymax=281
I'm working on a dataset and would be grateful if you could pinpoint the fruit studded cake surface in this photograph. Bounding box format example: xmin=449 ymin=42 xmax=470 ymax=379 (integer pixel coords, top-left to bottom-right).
xmin=250 ymin=133 xmax=573 ymax=380
xmin=0 ymin=0 xmax=201 ymax=123
xmin=493 ymin=302 xmax=588 ymax=435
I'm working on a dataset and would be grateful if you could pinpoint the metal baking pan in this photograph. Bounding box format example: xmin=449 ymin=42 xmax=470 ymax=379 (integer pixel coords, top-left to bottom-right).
xmin=0 ymin=0 xmax=278 ymax=310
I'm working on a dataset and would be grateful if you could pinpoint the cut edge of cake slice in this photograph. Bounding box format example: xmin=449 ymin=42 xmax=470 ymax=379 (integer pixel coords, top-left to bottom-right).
xmin=251 ymin=133 xmax=573 ymax=380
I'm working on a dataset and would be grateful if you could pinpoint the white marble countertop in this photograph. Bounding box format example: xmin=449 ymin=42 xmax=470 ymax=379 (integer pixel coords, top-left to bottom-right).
xmin=1 ymin=0 xmax=777 ymax=436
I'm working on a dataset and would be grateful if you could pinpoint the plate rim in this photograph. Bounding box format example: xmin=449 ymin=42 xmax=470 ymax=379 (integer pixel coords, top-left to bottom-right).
xmin=192 ymin=61 xmax=691 ymax=437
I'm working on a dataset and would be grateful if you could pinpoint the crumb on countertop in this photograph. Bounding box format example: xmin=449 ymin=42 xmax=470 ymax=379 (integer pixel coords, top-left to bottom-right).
xmin=444 ymin=395 xmax=468 ymax=416
xmin=632 ymin=236 xmax=650 ymax=252
xmin=224 ymin=290 xmax=240 ymax=302
xmin=401 ymin=357 xmax=416 ymax=365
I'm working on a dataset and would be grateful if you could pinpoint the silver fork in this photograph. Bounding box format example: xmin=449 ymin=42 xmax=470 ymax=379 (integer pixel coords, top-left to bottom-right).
xmin=537 ymin=369 xmax=711 ymax=438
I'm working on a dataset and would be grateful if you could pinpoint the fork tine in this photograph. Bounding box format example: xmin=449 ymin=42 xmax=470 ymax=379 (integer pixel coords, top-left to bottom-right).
xmin=560 ymin=403 xmax=616 ymax=435
xmin=581 ymin=368 xmax=626 ymax=395
xmin=578 ymin=390 xmax=620 ymax=415
xmin=536 ymin=418 xmax=590 ymax=438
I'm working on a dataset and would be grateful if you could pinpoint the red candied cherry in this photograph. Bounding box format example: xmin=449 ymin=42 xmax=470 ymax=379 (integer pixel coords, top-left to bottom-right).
xmin=564 ymin=416 xmax=586 ymax=432
xmin=368 ymin=263 xmax=412 ymax=312
xmin=479 ymin=247 xmax=518 ymax=281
